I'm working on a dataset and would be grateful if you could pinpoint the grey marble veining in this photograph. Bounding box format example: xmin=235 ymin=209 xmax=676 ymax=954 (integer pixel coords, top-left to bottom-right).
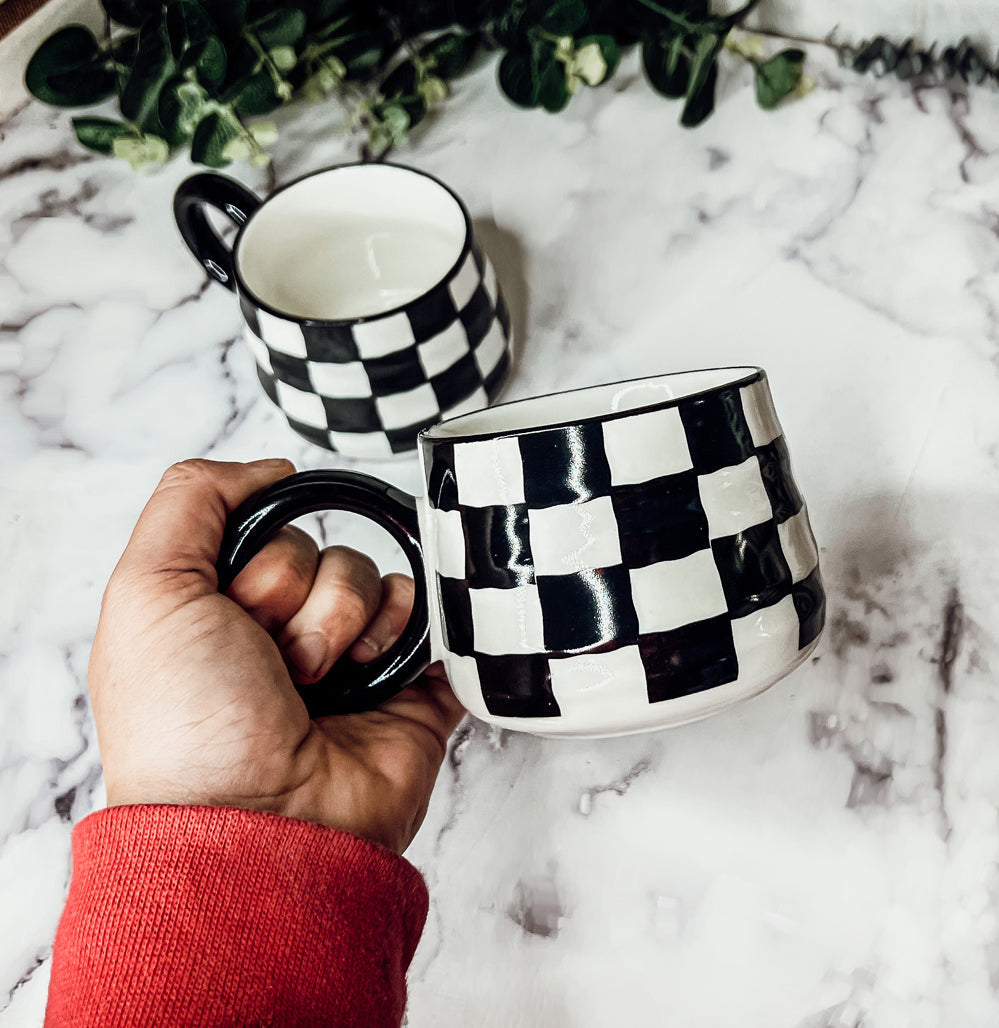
xmin=3 ymin=41 xmax=999 ymax=1027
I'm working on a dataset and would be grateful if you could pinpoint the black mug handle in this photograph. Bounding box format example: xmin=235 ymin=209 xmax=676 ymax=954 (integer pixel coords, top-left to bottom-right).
xmin=173 ymin=173 xmax=262 ymax=291
xmin=217 ymin=470 xmax=432 ymax=717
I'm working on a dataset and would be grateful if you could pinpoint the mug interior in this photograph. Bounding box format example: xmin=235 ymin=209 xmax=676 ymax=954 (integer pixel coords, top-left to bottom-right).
xmin=236 ymin=165 xmax=468 ymax=321
xmin=424 ymin=367 xmax=761 ymax=440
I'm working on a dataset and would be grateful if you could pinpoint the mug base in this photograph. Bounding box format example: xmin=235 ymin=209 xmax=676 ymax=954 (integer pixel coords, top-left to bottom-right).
xmin=466 ymin=635 xmax=822 ymax=739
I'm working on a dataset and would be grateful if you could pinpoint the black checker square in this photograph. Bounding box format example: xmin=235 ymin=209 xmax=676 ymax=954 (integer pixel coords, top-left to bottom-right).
xmin=240 ymin=297 xmax=261 ymax=338
xmin=284 ymin=417 xmax=333 ymax=451
xmin=711 ymin=520 xmax=793 ymax=620
xmin=610 ymin=471 xmax=710 ymax=568
xmin=256 ymin=363 xmax=279 ymax=406
xmin=319 ymin=394 xmax=381 ymax=433
xmin=792 ymin=566 xmax=826 ymax=649
xmin=469 ymin=240 xmax=486 ymax=276
xmin=484 ymin=350 xmax=511 ymax=399
xmin=406 ymin=283 xmax=458 ymax=344
xmin=268 ymin=350 xmax=313 ymax=392
xmin=425 ymin=441 xmax=460 ymax=511
xmin=461 ymin=503 xmax=535 ymax=589
xmin=495 ymin=292 xmax=512 ymax=340
xmin=301 ymin=323 xmax=358 ymax=362
xmin=518 ymin=423 xmax=612 ymax=508
xmin=678 ymin=386 xmax=756 ymax=474
xmin=640 ymin=616 xmax=739 ymax=702
xmin=431 ymin=352 xmax=483 ymax=412
xmin=385 ymin=413 xmax=441 ymax=454
xmin=458 ymin=285 xmax=493 ymax=348
xmin=436 ymin=575 xmax=474 ymax=657
xmin=537 ymin=565 xmax=638 ymax=654
xmin=364 ymin=349 xmax=429 ymax=396
xmin=755 ymin=435 xmax=803 ymax=524
xmin=475 ymin=653 xmax=561 ymax=719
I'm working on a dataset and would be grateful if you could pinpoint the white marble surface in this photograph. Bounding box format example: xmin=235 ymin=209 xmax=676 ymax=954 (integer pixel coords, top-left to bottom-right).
xmin=3 ymin=39 xmax=999 ymax=1028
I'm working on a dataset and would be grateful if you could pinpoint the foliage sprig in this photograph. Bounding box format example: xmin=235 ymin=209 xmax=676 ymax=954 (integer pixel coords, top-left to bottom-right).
xmin=25 ymin=0 xmax=810 ymax=170
xmin=838 ymin=35 xmax=999 ymax=85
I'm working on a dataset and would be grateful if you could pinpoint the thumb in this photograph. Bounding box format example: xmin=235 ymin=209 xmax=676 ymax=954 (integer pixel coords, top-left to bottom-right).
xmin=114 ymin=459 xmax=296 ymax=591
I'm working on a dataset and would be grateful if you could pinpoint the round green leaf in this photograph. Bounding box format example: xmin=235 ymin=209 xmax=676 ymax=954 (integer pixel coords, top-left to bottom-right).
xmin=72 ymin=116 xmax=134 ymax=154
xmin=101 ymin=0 xmax=158 ymax=29
xmin=227 ymin=71 xmax=282 ymax=115
xmin=251 ymin=8 xmax=306 ymax=48
xmin=419 ymin=30 xmax=477 ymax=80
xmin=538 ymin=58 xmax=569 ymax=112
xmin=642 ymin=34 xmax=690 ymax=99
xmin=681 ymin=60 xmax=717 ymax=126
xmin=754 ymin=48 xmax=805 ymax=109
xmin=190 ymin=110 xmax=240 ymax=166
xmin=120 ymin=22 xmax=178 ymax=128
xmin=165 ymin=0 xmax=214 ymax=60
xmin=498 ymin=50 xmax=538 ymax=108
xmin=541 ymin=0 xmax=587 ymax=36
xmin=184 ymin=34 xmax=227 ymax=88
xmin=25 ymin=25 xmax=115 ymax=107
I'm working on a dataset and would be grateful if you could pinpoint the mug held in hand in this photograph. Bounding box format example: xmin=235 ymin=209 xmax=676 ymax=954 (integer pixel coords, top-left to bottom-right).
xmin=174 ymin=164 xmax=513 ymax=459
xmin=217 ymin=367 xmax=826 ymax=738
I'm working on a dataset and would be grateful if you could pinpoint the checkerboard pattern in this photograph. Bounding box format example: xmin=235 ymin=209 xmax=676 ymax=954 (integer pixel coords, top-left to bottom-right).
xmin=241 ymin=241 xmax=512 ymax=458
xmin=422 ymin=372 xmax=824 ymax=722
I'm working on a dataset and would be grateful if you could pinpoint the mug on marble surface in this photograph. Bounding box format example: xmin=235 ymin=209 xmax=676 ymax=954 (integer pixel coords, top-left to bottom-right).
xmin=217 ymin=367 xmax=825 ymax=737
xmin=173 ymin=163 xmax=513 ymax=459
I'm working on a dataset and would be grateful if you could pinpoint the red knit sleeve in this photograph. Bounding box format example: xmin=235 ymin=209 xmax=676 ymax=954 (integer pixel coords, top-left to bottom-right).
xmin=44 ymin=805 xmax=429 ymax=1028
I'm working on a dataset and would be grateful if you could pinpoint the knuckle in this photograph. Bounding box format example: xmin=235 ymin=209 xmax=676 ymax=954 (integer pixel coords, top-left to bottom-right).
xmin=159 ymin=459 xmax=215 ymax=488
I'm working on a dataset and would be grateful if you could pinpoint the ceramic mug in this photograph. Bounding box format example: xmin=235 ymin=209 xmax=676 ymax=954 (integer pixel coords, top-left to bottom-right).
xmin=173 ymin=163 xmax=513 ymax=459
xmin=217 ymin=366 xmax=825 ymax=737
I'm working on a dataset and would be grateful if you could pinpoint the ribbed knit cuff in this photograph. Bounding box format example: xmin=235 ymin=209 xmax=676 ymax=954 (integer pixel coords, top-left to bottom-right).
xmin=44 ymin=805 xmax=429 ymax=1028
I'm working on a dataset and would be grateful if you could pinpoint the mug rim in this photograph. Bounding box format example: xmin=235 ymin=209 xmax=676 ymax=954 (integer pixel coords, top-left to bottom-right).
xmin=231 ymin=162 xmax=475 ymax=327
xmin=420 ymin=366 xmax=766 ymax=446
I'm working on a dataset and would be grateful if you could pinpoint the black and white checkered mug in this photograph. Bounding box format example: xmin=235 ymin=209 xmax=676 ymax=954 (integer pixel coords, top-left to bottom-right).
xmin=217 ymin=367 xmax=825 ymax=737
xmin=174 ymin=164 xmax=512 ymax=458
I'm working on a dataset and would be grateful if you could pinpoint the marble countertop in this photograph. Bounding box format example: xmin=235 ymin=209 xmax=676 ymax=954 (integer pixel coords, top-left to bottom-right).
xmin=4 ymin=38 xmax=999 ymax=1028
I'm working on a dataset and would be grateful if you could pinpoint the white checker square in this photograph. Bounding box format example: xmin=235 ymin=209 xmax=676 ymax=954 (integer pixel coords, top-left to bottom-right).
xmin=730 ymin=595 xmax=801 ymax=680
xmin=375 ymin=382 xmax=440 ymax=430
xmin=442 ymin=654 xmax=490 ymax=717
xmin=274 ymin=380 xmax=327 ymax=428
xmin=441 ymin=386 xmax=489 ymax=421
xmin=528 ymin=497 xmax=622 ymax=575
xmin=454 ymin=437 xmax=525 ymax=507
xmin=417 ymin=320 xmax=471 ymax=377
xmin=549 ymin=646 xmax=650 ymax=719
xmin=629 ymin=551 xmax=728 ymax=633
xmin=328 ymin=430 xmax=394 ymax=459
xmin=257 ymin=309 xmax=307 ymax=357
xmin=602 ymin=407 xmax=693 ymax=486
xmin=697 ymin=456 xmax=773 ymax=539
xmin=433 ymin=508 xmax=467 ymax=580
xmin=308 ymin=360 xmax=371 ymax=399
xmin=740 ymin=378 xmax=782 ymax=447
xmin=470 ymin=584 xmax=545 ymax=655
xmin=243 ymin=328 xmax=272 ymax=374
xmin=352 ymin=312 xmax=416 ymax=358
xmin=482 ymin=258 xmax=499 ymax=305
xmin=449 ymin=251 xmax=481 ymax=311
xmin=778 ymin=506 xmax=818 ymax=583
xmin=474 ymin=318 xmax=508 ymax=376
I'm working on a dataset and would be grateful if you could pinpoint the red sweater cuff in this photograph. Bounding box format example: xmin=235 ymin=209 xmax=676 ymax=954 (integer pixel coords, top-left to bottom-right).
xmin=45 ymin=805 xmax=428 ymax=1027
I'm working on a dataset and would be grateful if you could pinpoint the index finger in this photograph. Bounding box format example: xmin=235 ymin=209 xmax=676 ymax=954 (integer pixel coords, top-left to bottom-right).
xmin=114 ymin=458 xmax=296 ymax=590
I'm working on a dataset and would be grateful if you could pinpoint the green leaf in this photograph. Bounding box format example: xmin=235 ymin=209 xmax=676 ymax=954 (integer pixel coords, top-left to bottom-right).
xmin=120 ymin=21 xmax=178 ymax=129
xmin=498 ymin=49 xmax=538 ymax=107
xmin=25 ymin=25 xmax=116 ymax=107
xmin=681 ymin=31 xmax=720 ymax=126
xmin=642 ymin=34 xmax=690 ymax=99
xmin=158 ymin=76 xmax=209 ymax=137
xmin=165 ymin=0 xmax=213 ymax=60
xmin=250 ymin=8 xmax=306 ymax=48
xmin=185 ymin=34 xmax=227 ymax=87
xmin=226 ymin=70 xmax=282 ymax=115
xmin=538 ymin=57 xmax=569 ymax=112
xmin=540 ymin=0 xmax=587 ymax=36
xmin=101 ymin=0 xmax=158 ymax=29
xmin=380 ymin=60 xmax=426 ymax=126
xmin=190 ymin=110 xmax=240 ymax=166
xmin=419 ymin=30 xmax=477 ymax=80
xmin=72 ymin=116 xmax=134 ymax=154
xmin=754 ymin=48 xmax=805 ymax=108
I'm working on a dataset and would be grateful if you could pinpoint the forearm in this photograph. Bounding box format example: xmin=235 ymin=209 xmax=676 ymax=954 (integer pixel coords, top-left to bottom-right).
xmin=45 ymin=805 xmax=428 ymax=1028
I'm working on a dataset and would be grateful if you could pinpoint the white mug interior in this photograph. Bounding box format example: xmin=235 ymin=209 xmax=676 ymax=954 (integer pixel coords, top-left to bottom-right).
xmin=235 ymin=165 xmax=469 ymax=321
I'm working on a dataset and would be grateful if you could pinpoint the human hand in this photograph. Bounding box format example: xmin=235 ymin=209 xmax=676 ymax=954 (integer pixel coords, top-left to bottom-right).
xmin=89 ymin=458 xmax=465 ymax=854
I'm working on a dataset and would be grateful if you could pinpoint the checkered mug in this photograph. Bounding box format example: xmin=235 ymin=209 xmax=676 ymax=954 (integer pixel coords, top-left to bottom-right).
xmin=173 ymin=164 xmax=512 ymax=458
xmin=217 ymin=367 xmax=825 ymax=737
